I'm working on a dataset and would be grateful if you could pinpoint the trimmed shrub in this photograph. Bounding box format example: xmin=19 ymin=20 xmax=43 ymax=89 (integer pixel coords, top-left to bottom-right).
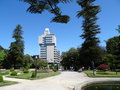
xmin=0 ymin=75 xmax=3 ymax=82
xmin=31 ymin=71 xmax=36 ymax=78
xmin=10 ymin=69 xmax=15 ymax=72
xmin=11 ymin=71 xmax=17 ymax=76
xmin=52 ymin=68 xmax=57 ymax=72
xmin=23 ymin=69 xmax=29 ymax=73
xmin=97 ymin=64 xmax=110 ymax=71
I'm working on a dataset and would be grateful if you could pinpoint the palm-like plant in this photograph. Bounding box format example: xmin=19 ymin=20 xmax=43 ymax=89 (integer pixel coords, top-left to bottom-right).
xmin=20 ymin=0 xmax=71 ymax=23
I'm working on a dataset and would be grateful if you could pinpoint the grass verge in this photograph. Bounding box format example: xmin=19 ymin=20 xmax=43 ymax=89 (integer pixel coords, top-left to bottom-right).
xmin=8 ymin=72 xmax=61 ymax=80
xmin=0 ymin=70 xmax=10 ymax=75
xmin=0 ymin=81 xmax=18 ymax=87
xmin=83 ymin=70 xmax=120 ymax=77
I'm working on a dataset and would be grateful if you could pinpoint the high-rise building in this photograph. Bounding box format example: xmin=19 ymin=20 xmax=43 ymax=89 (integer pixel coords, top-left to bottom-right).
xmin=38 ymin=28 xmax=61 ymax=63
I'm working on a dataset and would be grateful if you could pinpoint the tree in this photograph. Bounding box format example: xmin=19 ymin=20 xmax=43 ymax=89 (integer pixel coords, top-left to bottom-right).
xmin=61 ymin=48 xmax=80 ymax=71
xmin=116 ymin=25 xmax=120 ymax=33
xmin=7 ymin=25 xmax=24 ymax=69
xmin=20 ymin=0 xmax=70 ymax=23
xmin=0 ymin=46 xmax=8 ymax=68
xmin=106 ymin=36 xmax=120 ymax=69
xmin=0 ymin=46 xmax=7 ymax=68
xmin=23 ymin=54 xmax=33 ymax=68
xmin=77 ymin=0 xmax=101 ymax=72
xmin=0 ymin=51 xmax=6 ymax=66
xmin=0 ymin=46 xmax=4 ymax=51
xmin=32 ymin=58 xmax=46 ymax=77
xmin=33 ymin=58 xmax=47 ymax=69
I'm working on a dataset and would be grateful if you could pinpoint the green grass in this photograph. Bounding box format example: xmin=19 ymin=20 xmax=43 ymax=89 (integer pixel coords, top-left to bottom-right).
xmin=0 ymin=81 xmax=18 ymax=87
xmin=8 ymin=71 xmax=61 ymax=80
xmin=0 ymin=70 xmax=10 ymax=75
xmin=83 ymin=70 xmax=120 ymax=77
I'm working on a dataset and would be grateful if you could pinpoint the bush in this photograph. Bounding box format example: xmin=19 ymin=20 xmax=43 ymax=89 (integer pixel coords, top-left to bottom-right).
xmin=11 ymin=71 xmax=17 ymax=76
xmin=31 ymin=71 xmax=36 ymax=78
xmin=10 ymin=69 xmax=15 ymax=72
xmin=52 ymin=68 xmax=57 ymax=72
xmin=0 ymin=75 xmax=3 ymax=82
xmin=23 ymin=69 xmax=29 ymax=73
xmin=97 ymin=64 xmax=110 ymax=71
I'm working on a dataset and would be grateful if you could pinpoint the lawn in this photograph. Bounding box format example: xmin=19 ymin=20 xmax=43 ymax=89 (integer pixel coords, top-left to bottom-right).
xmin=0 ymin=81 xmax=18 ymax=87
xmin=0 ymin=70 xmax=10 ymax=75
xmin=8 ymin=70 xmax=61 ymax=80
xmin=83 ymin=70 xmax=120 ymax=77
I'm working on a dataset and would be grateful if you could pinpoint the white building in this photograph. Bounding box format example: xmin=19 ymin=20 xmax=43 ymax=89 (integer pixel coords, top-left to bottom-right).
xmin=38 ymin=28 xmax=61 ymax=63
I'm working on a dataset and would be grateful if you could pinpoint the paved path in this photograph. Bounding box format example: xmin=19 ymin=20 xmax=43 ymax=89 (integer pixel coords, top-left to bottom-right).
xmin=0 ymin=71 xmax=90 ymax=90
xmin=2 ymin=71 xmax=120 ymax=90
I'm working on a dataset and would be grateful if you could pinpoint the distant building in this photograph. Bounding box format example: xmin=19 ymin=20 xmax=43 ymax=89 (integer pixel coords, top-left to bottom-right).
xmin=31 ymin=55 xmax=39 ymax=60
xmin=38 ymin=28 xmax=61 ymax=64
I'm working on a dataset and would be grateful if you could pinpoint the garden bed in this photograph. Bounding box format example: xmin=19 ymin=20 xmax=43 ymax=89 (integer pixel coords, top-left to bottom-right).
xmin=83 ymin=70 xmax=120 ymax=77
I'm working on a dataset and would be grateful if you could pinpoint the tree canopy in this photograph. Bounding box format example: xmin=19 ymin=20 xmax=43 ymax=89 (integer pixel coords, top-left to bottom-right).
xmin=77 ymin=0 xmax=101 ymax=68
xmin=7 ymin=25 xmax=24 ymax=69
xmin=20 ymin=0 xmax=71 ymax=23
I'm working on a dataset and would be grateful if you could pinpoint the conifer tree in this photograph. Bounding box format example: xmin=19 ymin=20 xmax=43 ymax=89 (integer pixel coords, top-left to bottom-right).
xmin=77 ymin=0 xmax=101 ymax=70
xmin=20 ymin=0 xmax=71 ymax=23
xmin=8 ymin=25 xmax=24 ymax=69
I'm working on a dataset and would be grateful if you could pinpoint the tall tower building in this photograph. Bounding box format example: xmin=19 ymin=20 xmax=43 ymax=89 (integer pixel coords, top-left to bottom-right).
xmin=38 ymin=28 xmax=60 ymax=63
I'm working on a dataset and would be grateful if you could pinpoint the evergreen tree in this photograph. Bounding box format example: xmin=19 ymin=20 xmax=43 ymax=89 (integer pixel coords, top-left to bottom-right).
xmin=106 ymin=36 xmax=120 ymax=73
xmin=8 ymin=25 xmax=24 ymax=69
xmin=116 ymin=25 xmax=120 ymax=33
xmin=77 ymin=0 xmax=101 ymax=69
xmin=61 ymin=48 xmax=80 ymax=70
xmin=20 ymin=0 xmax=70 ymax=23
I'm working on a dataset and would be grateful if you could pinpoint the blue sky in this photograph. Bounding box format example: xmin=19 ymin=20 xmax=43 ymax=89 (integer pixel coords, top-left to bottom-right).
xmin=0 ymin=0 xmax=120 ymax=55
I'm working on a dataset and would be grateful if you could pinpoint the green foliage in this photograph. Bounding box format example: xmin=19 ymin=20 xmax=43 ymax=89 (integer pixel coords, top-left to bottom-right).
xmin=0 ymin=81 xmax=18 ymax=87
xmin=106 ymin=36 xmax=120 ymax=69
xmin=0 ymin=46 xmax=4 ymax=51
xmin=37 ymin=70 xmax=50 ymax=73
xmin=20 ymin=0 xmax=71 ymax=23
xmin=23 ymin=54 xmax=33 ymax=68
xmin=84 ymin=70 xmax=120 ymax=77
xmin=106 ymin=36 xmax=120 ymax=54
xmin=31 ymin=71 xmax=36 ymax=78
xmin=61 ymin=48 xmax=80 ymax=70
xmin=0 ymin=75 xmax=3 ymax=82
xmin=34 ymin=58 xmax=47 ymax=69
xmin=0 ymin=51 xmax=6 ymax=66
xmin=7 ymin=25 xmax=24 ymax=69
xmin=0 ymin=46 xmax=7 ymax=67
xmin=52 ymin=68 xmax=57 ymax=72
xmin=116 ymin=25 xmax=120 ymax=33
xmin=23 ymin=69 xmax=29 ymax=73
xmin=0 ymin=70 xmax=10 ymax=75
xmin=10 ymin=71 xmax=17 ymax=76
xmin=77 ymin=0 xmax=101 ymax=69
xmin=10 ymin=69 xmax=15 ymax=72
xmin=51 ymin=15 xmax=70 ymax=23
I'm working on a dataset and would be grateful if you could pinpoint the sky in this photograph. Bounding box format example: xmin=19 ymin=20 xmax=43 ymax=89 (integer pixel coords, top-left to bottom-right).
xmin=0 ymin=0 xmax=120 ymax=55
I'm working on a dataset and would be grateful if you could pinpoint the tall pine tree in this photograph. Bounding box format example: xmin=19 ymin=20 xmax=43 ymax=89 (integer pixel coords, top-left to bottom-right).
xmin=77 ymin=0 xmax=101 ymax=68
xmin=8 ymin=25 xmax=24 ymax=69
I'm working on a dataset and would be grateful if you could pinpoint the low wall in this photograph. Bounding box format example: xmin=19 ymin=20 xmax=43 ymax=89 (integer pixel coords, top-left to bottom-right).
xmin=74 ymin=78 xmax=120 ymax=90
